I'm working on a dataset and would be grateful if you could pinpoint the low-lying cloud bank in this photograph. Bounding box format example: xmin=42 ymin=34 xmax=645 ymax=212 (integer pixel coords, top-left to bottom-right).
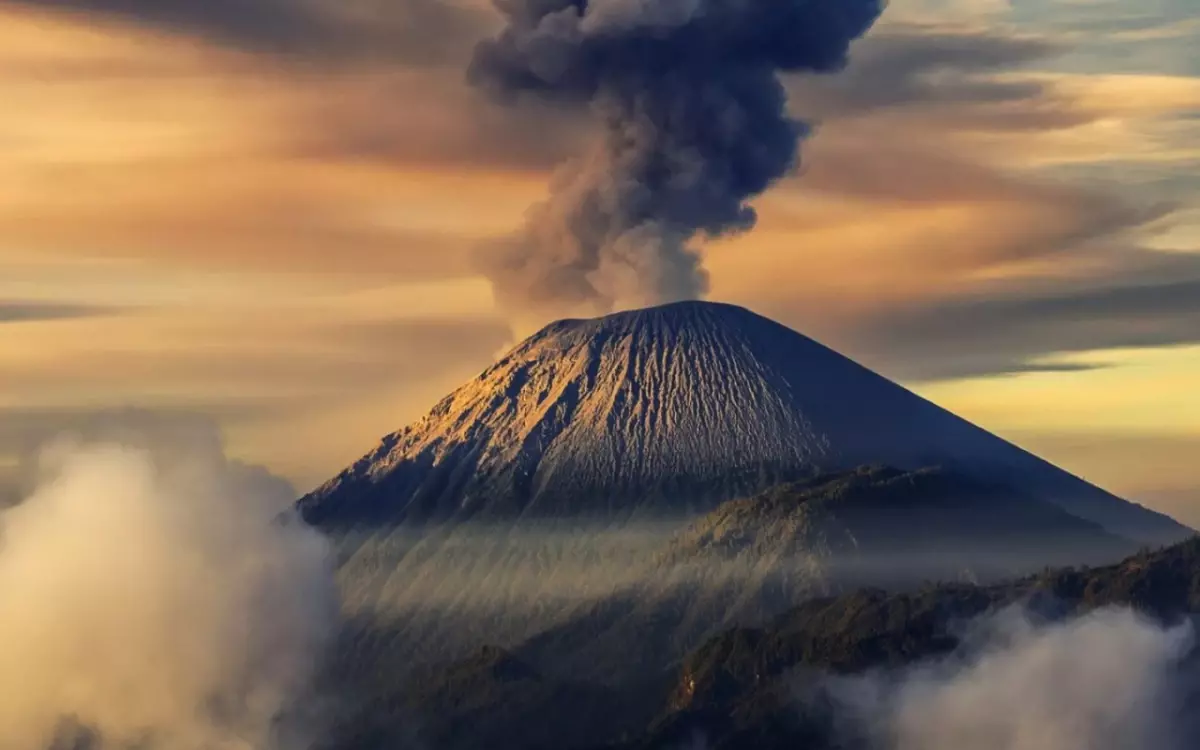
xmin=828 ymin=607 xmax=1195 ymax=750
xmin=0 ymin=428 xmax=338 ymax=749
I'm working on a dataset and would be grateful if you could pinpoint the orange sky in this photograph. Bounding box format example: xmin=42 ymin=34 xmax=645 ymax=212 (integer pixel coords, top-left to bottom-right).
xmin=1 ymin=1 xmax=1198 ymax=522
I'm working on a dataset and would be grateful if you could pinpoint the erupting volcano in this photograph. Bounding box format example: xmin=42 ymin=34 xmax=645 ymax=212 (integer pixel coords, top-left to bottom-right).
xmin=301 ymin=301 xmax=1187 ymax=545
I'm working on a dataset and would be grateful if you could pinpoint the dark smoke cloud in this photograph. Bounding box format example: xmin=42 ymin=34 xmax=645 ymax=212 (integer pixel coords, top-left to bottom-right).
xmin=469 ymin=0 xmax=885 ymax=320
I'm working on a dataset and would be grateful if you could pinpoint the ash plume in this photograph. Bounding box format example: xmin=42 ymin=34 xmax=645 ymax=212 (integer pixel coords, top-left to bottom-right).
xmin=469 ymin=0 xmax=884 ymax=320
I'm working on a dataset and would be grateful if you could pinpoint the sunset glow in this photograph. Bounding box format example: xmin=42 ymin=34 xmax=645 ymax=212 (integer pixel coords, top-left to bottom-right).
xmin=1 ymin=0 xmax=1196 ymax=522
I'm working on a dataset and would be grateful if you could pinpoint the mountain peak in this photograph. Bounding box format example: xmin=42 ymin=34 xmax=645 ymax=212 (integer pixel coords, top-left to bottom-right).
xmin=299 ymin=302 xmax=1189 ymax=544
xmin=516 ymin=301 xmax=814 ymax=359
xmin=532 ymin=299 xmax=765 ymax=333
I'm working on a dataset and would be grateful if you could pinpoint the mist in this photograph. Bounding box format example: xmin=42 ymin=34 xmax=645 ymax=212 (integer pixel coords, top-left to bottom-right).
xmin=0 ymin=430 xmax=338 ymax=750
xmin=828 ymin=607 xmax=1196 ymax=750
xmin=328 ymin=516 xmax=1139 ymax=689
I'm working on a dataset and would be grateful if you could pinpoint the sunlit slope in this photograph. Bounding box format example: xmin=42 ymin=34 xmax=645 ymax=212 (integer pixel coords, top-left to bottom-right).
xmin=300 ymin=301 xmax=1189 ymax=544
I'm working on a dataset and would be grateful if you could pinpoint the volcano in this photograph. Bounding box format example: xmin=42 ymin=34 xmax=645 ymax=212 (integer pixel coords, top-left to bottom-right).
xmin=300 ymin=301 xmax=1188 ymax=544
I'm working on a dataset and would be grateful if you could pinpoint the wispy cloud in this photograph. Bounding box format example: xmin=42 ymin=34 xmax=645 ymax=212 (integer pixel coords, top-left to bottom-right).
xmin=850 ymin=252 xmax=1200 ymax=380
xmin=0 ymin=0 xmax=490 ymax=66
xmin=0 ymin=301 xmax=120 ymax=323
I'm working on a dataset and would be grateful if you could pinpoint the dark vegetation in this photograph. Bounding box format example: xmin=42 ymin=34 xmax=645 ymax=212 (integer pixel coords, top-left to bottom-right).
xmin=662 ymin=465 xmax=1134 ymax=573
xmin=315 ymin=470 xmax=1200 ymax=750
xmin=631 ymin=537 xmax=1200 ymax=750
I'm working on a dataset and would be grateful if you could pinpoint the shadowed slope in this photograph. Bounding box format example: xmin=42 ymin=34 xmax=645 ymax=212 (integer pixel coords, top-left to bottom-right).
xmin=662 ymin=465 xmax=1134 ymax=573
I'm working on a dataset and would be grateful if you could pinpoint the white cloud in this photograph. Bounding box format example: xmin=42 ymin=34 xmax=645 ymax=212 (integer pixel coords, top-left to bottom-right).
xmin=0 ymin=426 xmax=337 ymax=749
xmin=830 ymin=608 xmax=1194 ymax=750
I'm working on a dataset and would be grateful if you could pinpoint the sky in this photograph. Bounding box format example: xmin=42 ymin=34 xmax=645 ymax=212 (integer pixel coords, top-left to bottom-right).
xmin=0 ymin=0 xmax=1198 ymax=523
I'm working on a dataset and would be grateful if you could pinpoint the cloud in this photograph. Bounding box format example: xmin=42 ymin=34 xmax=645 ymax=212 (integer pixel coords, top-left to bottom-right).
xmin=0 ymin=0 xmax=491 ymax=67
xmin=0 ymin=313 xmax=510 ymax=401
xmin=291 ymin=70 xmax=588 ymax=174
xmin=0 ymin=409 xmax=289 ymax=492
xmin=0 ymin=301 xmax=120 ymax=323
xmin=0 ymin=309 xmax=512 ymax=493
xmin=0 ymin=417 xmax=338 ymax=749
xmin=303 ymin=26 xmax=1098 ymax=206
xmin=0 ymin=47 xmax=557 ymax=280
xmin=892 ymin=609 xmax=1192 ymax=750
xmin=708 ymin=24 xmax=1200 ymax=382
xmin=794 ymin=134 xmax=1164 ymax=242
xmin=849 ymin=250 xmax=1200 ymax=380
xmin=290 ymin=27 xmax=1088 ymax=183
xmin=1 ymin=0 xmax=1197 ymax=507
xmin=3 ymin=12 xmax=1181 ymax=288
xmin=788 ymin=27 xmax=1073 ymax=125
xmin=828 ymin=607 xmax=1194 ymax=750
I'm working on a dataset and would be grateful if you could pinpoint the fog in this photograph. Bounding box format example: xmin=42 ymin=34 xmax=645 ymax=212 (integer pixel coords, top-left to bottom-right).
xmin=327 ymin=516 xmax=1142 ymax=689
xmin=334 ymin=519 xmax=1127 ymax=614
xmin=0 ymin=431 xmax=338 ymax=750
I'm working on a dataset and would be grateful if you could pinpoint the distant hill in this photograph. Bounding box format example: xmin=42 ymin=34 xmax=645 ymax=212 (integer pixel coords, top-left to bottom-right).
xmin=301 ymin=301 xmax=1188 ymax=545
xmin=320 ymin=536 xmax=1200 ymax=750
xmin=504 ymin=466 xmax=1135 ymax=682
xmin=322 ymin=465 xmax=1138 ymax=691
xmin=661 ymin=465 xmax=1135 ymax=578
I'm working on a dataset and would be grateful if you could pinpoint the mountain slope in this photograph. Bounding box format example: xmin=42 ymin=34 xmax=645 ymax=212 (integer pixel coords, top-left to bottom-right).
xmin=640 ymin=537 xmax=1200 ymax=750
xmin=299 ymin=301 xmax=1188 ymax=544
xmin=320 ymin=535 xmax=1200 ymax=750
xmin=505 ymin=466 xmax=1135 ymax=686
xmin=661 ymin=465 xmax=1134 ymax=574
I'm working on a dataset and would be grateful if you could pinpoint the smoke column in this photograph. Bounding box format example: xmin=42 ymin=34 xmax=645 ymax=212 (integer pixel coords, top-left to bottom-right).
xmin=0 ymin=428 xmax=337 ymax=750
xmin=469 ymin=0 xmax=884 ymax=320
